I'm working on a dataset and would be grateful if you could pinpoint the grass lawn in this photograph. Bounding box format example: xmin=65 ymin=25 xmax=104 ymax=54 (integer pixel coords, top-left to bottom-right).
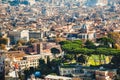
xmin=87 ymin=55 xmax=110 ymax=66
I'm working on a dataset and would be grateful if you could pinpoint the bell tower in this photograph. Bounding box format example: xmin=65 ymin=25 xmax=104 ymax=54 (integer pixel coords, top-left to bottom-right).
xmin=37 ymin=42 xmax=43 ymax=54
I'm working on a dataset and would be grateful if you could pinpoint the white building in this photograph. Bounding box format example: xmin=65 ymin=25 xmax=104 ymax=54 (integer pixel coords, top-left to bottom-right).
xmin=78 ymin=24 xmax=96 ymax=40
xmin=59 ymin=64 xmax=82 ymax=76
xmin=45 ymin=75 xmax=72 ymax=80
xmin=28 ymin=0 xmax=36 ymax=5
xmin=96 ymin=0 xmax=108 ymax=6
xmin=8 ymin=71 xmax=19 ymax=78
xmin=8 ymin=30 xmax=29 ymax=44
xmin=16 ymin=59 xmax=39 ymax=69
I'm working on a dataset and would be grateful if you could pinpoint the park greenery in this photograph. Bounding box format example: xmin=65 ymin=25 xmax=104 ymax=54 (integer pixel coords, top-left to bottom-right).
xmin=59 ymin=36 xmax=120 ymax=66
xmin=1 ymin=32 xmax=119 ymax=78
xmin=23 ymin=34 xmax=120 ymax=78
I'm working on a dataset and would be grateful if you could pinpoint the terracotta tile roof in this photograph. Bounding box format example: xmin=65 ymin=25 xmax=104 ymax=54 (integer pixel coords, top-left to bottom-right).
xmin=6 ymin=51 xmax=27 ymax=59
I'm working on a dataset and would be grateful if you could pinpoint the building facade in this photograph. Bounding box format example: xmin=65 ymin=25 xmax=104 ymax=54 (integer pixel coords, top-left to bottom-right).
xmin=8 ymin=30 xmax=29 ymax=44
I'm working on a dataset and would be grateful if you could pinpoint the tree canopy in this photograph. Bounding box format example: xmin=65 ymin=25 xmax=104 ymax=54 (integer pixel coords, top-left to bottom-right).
xmin=0 ymin=38 xmax=8 ymax=45
xmin=59 ymin=38 xmax=120 ymax=66
xmin=97 ymin=37 xmax=114 ymax=48
xmin=85 ymin=40 xmax=96 ymax=49
xmin=51 ymin=47 xmax=60 ymax=57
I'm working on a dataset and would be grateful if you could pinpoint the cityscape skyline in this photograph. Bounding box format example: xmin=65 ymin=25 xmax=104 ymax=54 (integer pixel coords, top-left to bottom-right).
xmin=0 ymin=0 xmax=120 ymax=80
xmin=1 ymin=0 xmax=118 ymax=6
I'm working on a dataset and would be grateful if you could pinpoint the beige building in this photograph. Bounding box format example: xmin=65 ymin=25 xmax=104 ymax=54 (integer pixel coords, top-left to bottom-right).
xmin=15 ymin=53 xmax=53 ymax=69
xmin=5 ymin=51 xmax=53 ymax=70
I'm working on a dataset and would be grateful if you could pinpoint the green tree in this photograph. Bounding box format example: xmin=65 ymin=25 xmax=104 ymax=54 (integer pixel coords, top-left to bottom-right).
xmin=94 ymin=48 xmax=120 ymax=65
xmin=77 ymin=55 xmax=86 ymax=64
xmin=60 ymin=40 xmax=83 ymax=54
xmin=111 ymin=56 xmax=120 ymax=65
xmin=47 ymin=56 xmax=51 ymax=68
xmin=64 ymin=54 xmax=74 ymax=61
xmin=50 ymin=59 xmax=61 ymax=67
xmin=73 ymin=48 xmax=94 ymax=65
xmin=85 ymin=40 xmax=96 ymax=49
xmin=51 ymin=48 xmax=60 ymax=57
xmin=97 ymin=37 xmax=114 ymax=48
xmin=39 ymin=59 xmax=45 ymax=65
xmin=0 ymin=38 xmax=8 ymax=45
xmin=24 ymin=69 xmax=30 ymax=80
xmin=72 ymin=40 xmax=83 ymax=47
xmin=95 ymin=48 xmax=108 ymax=64
xmin=37 ymin=59 xmax=52 ymax=75
xmin=50 ymin=58 xmax=62 ymax=74
xmin=59 ymin=40 xmax=83 ymax=47
xmin=61 ymin=44 xmax=79 ymax=53
xmin=59 ymin=40 xmax=94 ymax=65
xmin=29 ymin=67 xmax=35 ymax=74
xmin=108 ymin=32 xmax=120 ymax=47
xmin=59 ymin=40 xmax=71 ymax=45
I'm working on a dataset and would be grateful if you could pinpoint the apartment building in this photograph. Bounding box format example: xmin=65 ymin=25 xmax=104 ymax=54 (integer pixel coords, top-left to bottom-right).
xmin=5 ymin=50 xmax=53 ymax=70
xmin=15 ymin=59 xmax=39 ymax=69
xmin=59 ymin=64 xmax=82 ymax=76
xmin=14 ymin=53 xmax=53 ymax=70
xmin=29 ymin=30 xmax=44 ymax=40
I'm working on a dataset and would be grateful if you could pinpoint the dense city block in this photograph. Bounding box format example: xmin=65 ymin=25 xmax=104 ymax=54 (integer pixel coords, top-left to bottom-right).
xmin=0 ymin=0 xmax=120 ymax=80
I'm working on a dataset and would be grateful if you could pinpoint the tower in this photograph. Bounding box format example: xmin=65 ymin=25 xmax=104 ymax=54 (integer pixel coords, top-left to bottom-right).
xmin=37 ymin=42 xmax=43 ymax=54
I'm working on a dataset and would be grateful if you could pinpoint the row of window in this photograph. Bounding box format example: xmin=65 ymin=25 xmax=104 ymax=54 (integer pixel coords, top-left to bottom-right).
xmin=18 ymin=60 xmax=39 ymax=64
xmin=61 ymin=69 xmax=83 ymax=74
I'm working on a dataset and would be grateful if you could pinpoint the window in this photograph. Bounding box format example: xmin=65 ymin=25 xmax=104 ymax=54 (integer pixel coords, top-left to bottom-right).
xmin=87 ymin=35 xmax=89 ymax=39
xmin=82 ymin=35 xmax=85 ymax=39
xmin=79 ymin=35 xmax=82 ymax=38
xmin=63 ymin=71 xmax=66 ymax=73
xmin=68 ymin=70 xmax=70 ymax=73
xmin=1 ymin=67 xmax=3 ymax=71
